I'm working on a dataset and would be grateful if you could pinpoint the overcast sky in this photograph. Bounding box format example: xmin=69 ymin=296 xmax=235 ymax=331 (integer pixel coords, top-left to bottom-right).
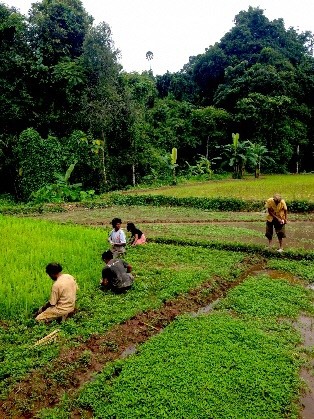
xmin=3 ymin=0 xmax=314 ymax=75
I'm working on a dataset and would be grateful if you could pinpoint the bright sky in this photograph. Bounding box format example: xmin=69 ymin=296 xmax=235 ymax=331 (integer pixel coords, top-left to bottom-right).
xmin=4 ymin=0 xmax=314 ymax=75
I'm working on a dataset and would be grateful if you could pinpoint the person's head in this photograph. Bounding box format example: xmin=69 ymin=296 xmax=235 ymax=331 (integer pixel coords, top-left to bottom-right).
xmin=102 ymin=250 xmax=113 ymax=263
xmin=45 ymin=262 xmax=62 ymax=280
xmin=126 ymin=222 xmax=136 ymax=233
xmin=273 ymin=193 xmax=282 ymax=204
xmin=111 ymin=218 xmax=122 ymax=230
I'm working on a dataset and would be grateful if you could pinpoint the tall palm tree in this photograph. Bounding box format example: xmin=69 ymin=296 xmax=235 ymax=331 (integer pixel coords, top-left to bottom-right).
xmin=145 ymin=51 xmax=153 ymax=70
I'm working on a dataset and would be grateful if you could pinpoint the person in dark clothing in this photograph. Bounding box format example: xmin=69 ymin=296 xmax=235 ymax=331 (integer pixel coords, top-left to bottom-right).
xmin=100 ymin=250 xmax=134 ymax=293
xmin=126 ymin=222 xmax=146 ymax=246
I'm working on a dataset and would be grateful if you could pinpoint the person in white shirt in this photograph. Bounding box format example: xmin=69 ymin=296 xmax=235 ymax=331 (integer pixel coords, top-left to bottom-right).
xmin=108 ymin=217 xmax=126 ymax=258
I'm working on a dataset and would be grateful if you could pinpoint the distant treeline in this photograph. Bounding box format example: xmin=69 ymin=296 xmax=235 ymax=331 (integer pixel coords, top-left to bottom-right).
xmin=1 ymin=1 xmax=314 ymax=200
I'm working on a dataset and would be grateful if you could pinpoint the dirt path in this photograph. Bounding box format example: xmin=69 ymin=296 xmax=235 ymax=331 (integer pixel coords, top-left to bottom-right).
xmin=0 ymin=259 xmax=262 ymax=419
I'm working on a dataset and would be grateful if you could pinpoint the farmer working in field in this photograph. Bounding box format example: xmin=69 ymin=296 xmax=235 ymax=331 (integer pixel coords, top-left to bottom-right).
xmin=35 ymin=263 xmax=78 ymax=322
xmin=108 ymin=217 xmax=126 ymax=258
xmin=100 ymin=250 xmax=134 ymax=293
xmin=265 ymin=193 xmax=288 ymax=252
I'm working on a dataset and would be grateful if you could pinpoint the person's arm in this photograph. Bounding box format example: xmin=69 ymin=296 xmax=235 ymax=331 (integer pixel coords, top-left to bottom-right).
xmin=132 ymin=233 xmax=139 ymax=246
xmin=113 ymin=230 xmax=127 ymax=247
xmin=36 ymin=301 xmax=53 ymax=316
xmin=100 ymin=267 xmax=111 ymax=287
xmin=122 ymin=261 xmax=132 ymax=273
xmin=268 ymin=208 xmax=283 ymax=223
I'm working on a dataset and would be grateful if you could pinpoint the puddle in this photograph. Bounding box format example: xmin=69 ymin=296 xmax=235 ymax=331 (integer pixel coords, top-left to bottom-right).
xmin=301 ymin=369 xmax=314 ymax=419
xmin=294 ymin=314 xmax=314 ymax=418
xmin=189 ymin=300 xmax=220 ymax=317
xmin=121 ymin=345 xmax=137 ymax=358
xmin=249 ymin=267 xmax=301 ymax=284
xmin=294 ymin=316 xmax=314 ymax=348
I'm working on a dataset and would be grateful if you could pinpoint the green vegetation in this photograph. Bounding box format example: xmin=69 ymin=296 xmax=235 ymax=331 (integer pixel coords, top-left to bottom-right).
xmin=219 ymin=276 xmax=313 ymax=317
xmin=0 ymin=216 xmax=245 ymax=396
xmin=49 ymin=275 xmax=312 ymax=419
xmin=1 ymin=4 xmax=314 ymax=199
xmin=132 ymin=174 xmax=314 ymax=202
xmin=267 ymin=259 xmax=314 ymax=282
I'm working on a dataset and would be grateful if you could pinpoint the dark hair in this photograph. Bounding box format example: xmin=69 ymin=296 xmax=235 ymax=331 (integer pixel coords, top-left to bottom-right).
xmin=126 ymin=222 xmax=136 ymax=232
xmin=111 ymin=218 xmax=122 ymax=228
xmin=102 ymin=250 xmax=113 ymax=261
xmin=46 ymin=262 xmax=62 ymax=275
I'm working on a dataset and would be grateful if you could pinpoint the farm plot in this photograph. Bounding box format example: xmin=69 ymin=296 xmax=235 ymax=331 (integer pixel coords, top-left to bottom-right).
xmin=32 ymin=204 xmax=314 ymax=251
xmin=129 ymin=174 xmax=314 ymax=201
xmin=0 ymin=216 xmax=246 ymax=400
xmin=42 ymin=275 xmax=314 ymax=419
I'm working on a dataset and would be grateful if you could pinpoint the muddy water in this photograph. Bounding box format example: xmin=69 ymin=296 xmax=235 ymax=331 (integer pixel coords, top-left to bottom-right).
xmin=293 ymin=315 xmax=314 ymax=419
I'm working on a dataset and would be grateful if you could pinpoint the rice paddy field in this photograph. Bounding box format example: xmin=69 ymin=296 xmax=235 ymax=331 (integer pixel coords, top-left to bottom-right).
xmin=128 ymin=173 xmax=314 ymax=201
xmin=1 ymin=174 xmax=314 ymax=418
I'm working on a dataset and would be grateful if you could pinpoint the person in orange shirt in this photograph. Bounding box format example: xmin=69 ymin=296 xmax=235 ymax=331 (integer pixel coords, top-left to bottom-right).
xmin=265 ymin=193 xmax=288 ymax=252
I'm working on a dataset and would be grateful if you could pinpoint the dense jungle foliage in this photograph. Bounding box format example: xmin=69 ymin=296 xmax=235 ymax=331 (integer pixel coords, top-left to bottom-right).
xmin=0 ymin=1 xmax=314 ymax=200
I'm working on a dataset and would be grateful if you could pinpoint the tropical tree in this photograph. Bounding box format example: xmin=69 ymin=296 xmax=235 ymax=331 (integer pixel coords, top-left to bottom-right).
xmin=219 ymin=133 xmax=252 ymax=178
xmin=246 ymin=143 xmax=275 ymax=178
xmin=146 ymin=50 xmax=153 ymax=70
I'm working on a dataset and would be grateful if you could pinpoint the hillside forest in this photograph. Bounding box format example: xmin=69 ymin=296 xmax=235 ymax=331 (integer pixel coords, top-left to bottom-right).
xmin=1 ymin=0 xmax=314 ymax=201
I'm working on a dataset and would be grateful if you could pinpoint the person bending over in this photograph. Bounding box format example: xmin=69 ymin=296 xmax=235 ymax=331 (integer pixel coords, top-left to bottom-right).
xmin=126 ymin=222 xmax=146 ymax=246
xmin=35 ymin=263 xmax=78 ymax=323
xmin=100 ymin=250 xmax=133 ymax=294
xmin=265 ymin=193 xmax=288 ymax=252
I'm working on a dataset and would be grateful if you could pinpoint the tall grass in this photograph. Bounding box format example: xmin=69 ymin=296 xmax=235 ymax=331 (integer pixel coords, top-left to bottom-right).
xmin=0 ymin=216 xmax=106 ymax=319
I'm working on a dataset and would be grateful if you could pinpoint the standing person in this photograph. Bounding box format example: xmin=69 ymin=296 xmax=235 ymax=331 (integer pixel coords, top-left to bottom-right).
xmin=108 ymin=217 xmax=126 ymax=258
xmin=35 ymin=263 xmax=78 ymax=322
xmin=100 ymin=250 xmax=134 ymax=293
xmin=265 ymin=193 xmax=288 ymax=252
xmin=126 ymin=222 xmax=146 ymax=246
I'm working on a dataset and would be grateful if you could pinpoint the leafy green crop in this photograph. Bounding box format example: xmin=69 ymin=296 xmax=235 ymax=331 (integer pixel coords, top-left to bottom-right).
xmin=63 ymin=275 xmax=313 ymax=419
xmin=74 ymin=313 xmax=301 ymax=419
xmin=219 ymin=276 xmax=314 ymax=318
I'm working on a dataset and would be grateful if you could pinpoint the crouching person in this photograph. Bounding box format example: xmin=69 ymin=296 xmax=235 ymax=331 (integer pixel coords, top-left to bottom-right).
xmin=100 ymin=250 xmax=134 ymax=294
xmin=35 ymin=263 xmax=78 ymax=323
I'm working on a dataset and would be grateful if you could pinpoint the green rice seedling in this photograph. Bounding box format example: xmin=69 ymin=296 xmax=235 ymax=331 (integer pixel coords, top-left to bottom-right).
xmin=130 ymin=174 xmax=314 ymax=201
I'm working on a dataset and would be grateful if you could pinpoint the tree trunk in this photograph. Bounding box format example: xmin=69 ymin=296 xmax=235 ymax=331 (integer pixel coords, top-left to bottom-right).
xmin=132 ymin=163 xmax=136 ymax=186
xmin=101 ymin=130 xmax=108 ymax=188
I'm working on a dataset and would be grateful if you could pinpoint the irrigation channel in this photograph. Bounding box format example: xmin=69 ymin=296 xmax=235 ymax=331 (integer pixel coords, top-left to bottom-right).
xmin=1 ymin=263 xmax=313 ymax=418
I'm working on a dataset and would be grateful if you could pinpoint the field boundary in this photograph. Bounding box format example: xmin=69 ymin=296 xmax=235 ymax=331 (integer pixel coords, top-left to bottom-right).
xmin=150 ymin=237 xmax=314 ymax=261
